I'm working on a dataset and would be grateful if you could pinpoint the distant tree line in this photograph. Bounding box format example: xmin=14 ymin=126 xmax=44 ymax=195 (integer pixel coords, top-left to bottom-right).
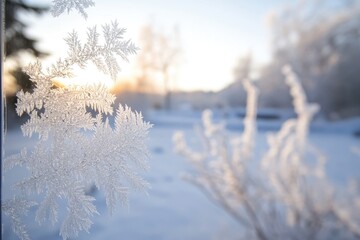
xmin=230 ymin=0 xmax=360 ymax=119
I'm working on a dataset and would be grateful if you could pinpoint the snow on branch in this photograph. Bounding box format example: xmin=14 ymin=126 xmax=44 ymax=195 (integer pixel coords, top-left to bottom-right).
xmin=174 ymin=67 xmax=360 ymax=240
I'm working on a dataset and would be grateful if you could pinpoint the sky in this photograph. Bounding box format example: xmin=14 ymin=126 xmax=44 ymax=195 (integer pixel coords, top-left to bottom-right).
xmin=21 ymin=0 xmax=291 ymax=92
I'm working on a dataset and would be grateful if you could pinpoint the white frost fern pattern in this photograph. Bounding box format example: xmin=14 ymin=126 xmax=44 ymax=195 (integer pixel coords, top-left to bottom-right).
xmin=3 ymin=22 xmax=151 ymax=240
xmin=2 ymin=198 xmax=37 ymax=240
xmin=51 ymin=0 xmax=95 ymax=18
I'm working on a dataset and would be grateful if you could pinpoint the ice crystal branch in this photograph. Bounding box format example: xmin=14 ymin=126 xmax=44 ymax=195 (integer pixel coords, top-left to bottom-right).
xmin=174 ymin=67 xmax=360 ymax=240
xmin=3 ymin=22 xmax=150 ymax=240
xmin=2 ymin=199 xmax=37 ymax=240
xmin=51 ymin=0 xmax=95 ymax=19
xmin=64 ymin=22 xmax=137 ymax=80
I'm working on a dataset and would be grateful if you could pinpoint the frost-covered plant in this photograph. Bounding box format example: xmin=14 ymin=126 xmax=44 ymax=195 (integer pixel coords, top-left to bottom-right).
xmin=2 ymin=3 xmax=151 ymax=240
xmin=173 ymin=66 xmax=360 ymax=240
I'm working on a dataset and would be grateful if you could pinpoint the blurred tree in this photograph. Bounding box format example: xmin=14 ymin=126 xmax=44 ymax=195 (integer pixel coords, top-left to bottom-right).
xmin=6 ymin=0 xmax=48 ymax=58
xmin=135 ymin=23 xmax=181 ymax=110
xmin=260 ymin=0 xmax=360 ymax=118
xmin=135 ymin=24 xmax=157 ymax=93
xmin=219 ymin=54 xmax=253 ymax=108
xmin=5 ymin=0 xmax=48 ymax=93
xmin=4 ymin=0 xmax=48 ymax=129
xmin=233 ymin=53 xmax=252 ymax=82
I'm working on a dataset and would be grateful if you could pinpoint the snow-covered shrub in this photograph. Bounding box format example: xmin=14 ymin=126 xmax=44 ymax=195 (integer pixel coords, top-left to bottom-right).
xmin=173 ymin=66 xmax=360 ymax=240
xmin=3 ymin=1 xmax=151 ymax=240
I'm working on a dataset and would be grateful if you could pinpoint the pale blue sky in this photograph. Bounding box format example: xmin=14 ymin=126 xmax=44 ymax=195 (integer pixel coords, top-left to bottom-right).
xmin=23 ymin=0 xmax=291 ymax=91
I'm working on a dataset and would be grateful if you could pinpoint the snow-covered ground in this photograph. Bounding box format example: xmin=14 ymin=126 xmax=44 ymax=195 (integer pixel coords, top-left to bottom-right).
xmin=2 ymin=110 xmax=360 ymax=240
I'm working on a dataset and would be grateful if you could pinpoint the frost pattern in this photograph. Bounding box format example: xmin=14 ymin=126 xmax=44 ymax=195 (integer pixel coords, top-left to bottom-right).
xmin=51 ymin=0 xmax=95 ymax=19
xmin=174 ymin=67 xmax=360 ymax=240
xmin=2 ymin=199 xmax=37 ymax=240
xmin=4 ymin=23 xmax=150 ymax=240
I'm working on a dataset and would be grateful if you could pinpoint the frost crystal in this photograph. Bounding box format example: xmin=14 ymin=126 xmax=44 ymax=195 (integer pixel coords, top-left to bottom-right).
xmin=4 ymin=23 xmax=151 ymax=240
xmin=51 ymin=0 xmax=95 ymax=18
xmin=2 ymin=199 xmax=37 ymax=240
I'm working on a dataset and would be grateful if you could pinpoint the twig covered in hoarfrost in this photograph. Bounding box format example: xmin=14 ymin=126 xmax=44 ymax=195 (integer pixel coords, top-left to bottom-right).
xmin=174 ymin=79 xmax=269 ymax=240
xmin=174 ymin=67 xmax=360 ymax=240
xmin=3 ymin=22 xmax=150 ymax=240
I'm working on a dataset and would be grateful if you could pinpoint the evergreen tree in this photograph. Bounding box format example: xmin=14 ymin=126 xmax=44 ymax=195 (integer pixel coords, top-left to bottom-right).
xmin=5 ymin=0 xmax=48 ymax=59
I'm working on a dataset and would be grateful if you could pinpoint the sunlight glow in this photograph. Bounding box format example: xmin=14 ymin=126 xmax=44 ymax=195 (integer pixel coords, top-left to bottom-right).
xmin=23 ymin=0 xmax=290 ymax=92
xmin=57 ymin=66 xmax=115 ymax=88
